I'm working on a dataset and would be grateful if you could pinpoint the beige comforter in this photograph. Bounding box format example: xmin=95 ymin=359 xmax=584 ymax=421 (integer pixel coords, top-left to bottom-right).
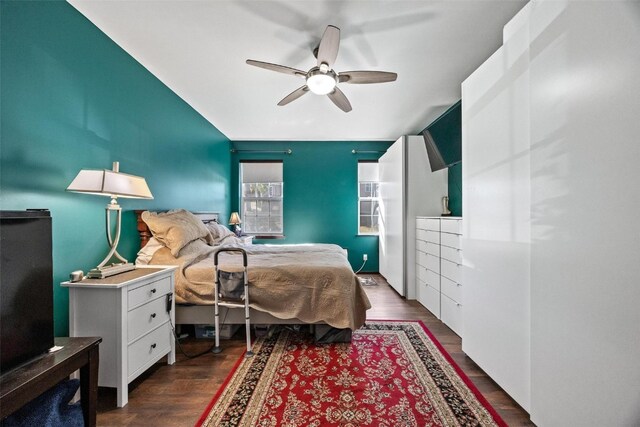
xmin=150 ymin=240 xmax=371 ymax=330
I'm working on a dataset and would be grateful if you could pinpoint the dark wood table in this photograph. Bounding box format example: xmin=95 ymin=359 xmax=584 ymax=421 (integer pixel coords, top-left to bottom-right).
xmin=0 ymin=337 xmax=101 ymax=427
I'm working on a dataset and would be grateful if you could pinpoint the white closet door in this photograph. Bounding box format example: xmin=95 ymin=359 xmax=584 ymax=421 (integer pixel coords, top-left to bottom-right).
xmin=461 ymin=3 xmax=531 ymax=411
xmin=379 ymin=137 xmax=405 ymax=296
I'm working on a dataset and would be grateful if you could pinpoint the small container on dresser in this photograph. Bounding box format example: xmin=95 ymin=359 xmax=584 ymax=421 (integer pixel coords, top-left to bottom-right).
xmin=62 ymin=266 xmax=177 ymax=407
xmin=415 ymin=217 xmax=463 ymax=336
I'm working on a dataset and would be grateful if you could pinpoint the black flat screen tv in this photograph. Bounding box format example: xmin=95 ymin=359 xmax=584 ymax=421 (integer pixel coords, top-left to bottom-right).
xmin=0 ymin=209 xmax=54 ymax=373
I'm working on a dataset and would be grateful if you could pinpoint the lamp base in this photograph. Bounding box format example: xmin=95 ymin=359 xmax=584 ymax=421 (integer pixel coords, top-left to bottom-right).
xmin=87 ymin=262 xmax=136 ymax=279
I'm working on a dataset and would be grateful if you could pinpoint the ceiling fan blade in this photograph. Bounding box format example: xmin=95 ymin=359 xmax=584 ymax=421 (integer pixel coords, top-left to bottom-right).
xmin=246 ymin=60 xmax=306 ymax=78
xmin=278 ymin=85 xmax=310 ymax=106
xmin=317 ymin=25 xmax=340 ymax=67
xmin=339 ymin=71 xmax=398 ymax=84
xmin=327 ymin=87 xmax=352 ymax=112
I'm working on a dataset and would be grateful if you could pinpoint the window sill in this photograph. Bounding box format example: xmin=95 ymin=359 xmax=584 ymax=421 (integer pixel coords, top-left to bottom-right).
xmin=251 ymin=235 xmax=285 ymax=240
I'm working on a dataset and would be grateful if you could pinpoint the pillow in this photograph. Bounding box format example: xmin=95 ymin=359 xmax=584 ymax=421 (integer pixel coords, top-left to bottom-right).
xmin=141 ymin=210 xmax=211 ymax=256
xmin=135 ymin=237 xmax=165 ymax=266
xmin=205 ymin=222 xmax=235 ymax=244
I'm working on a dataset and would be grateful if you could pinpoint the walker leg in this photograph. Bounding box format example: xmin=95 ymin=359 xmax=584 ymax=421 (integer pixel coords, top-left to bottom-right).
xmin=244 ymin=268 xmax=253 ymax=357
xmin=212 ymin=274 xmax=222 ymax=354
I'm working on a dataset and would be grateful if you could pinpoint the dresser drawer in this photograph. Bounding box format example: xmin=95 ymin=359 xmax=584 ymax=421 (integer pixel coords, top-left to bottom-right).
xmin=128 ymin=323 xmax=171 ymax=378
xmin=440 ymin=232 xmax=460 ymax=249
xmin=416 ymin=217 xmax=428 ymax=231
xmin=441 ymin=275 xmax=462 ymax=303
xmin=416 ymin=229 xmax=427 ymax=241
xmin=416 ymin=251 xmax=429 ymax=269
xmin=419 ymin=218 xmax=440 ymax=232
xmin=440 ymin=245 xmax=461 ymax=264
xmin=425 ymin=242 xmax=440 ymax=257
xmin=128 ymin=297 xmax=171 ymax=344
xmin=424 ymin=230 xmax=440 ymax=244
xmin=441 ymin=294 xmax=462 ymax=336
xmin=425 ymin=253 xmax=440 ymax=273
xmin=441 ymin=219 xmax=461 ymax=235
xmin=441 ymin=258 xmax=460 ymax=283
xmin=416 ymin=239 xmax=428 ymax=253
xmin=421 ymin=283 xmax=441 ymax=319
xmin=128 ymin=277 xmax=172 ymax=310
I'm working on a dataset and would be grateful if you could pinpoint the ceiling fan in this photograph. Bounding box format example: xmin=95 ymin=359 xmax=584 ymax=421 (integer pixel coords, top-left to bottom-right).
xmin=246 ymin=25 xmax=397 ymax=113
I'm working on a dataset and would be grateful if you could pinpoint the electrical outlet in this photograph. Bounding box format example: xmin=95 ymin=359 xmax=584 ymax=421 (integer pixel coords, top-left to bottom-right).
xmin=363 ymin=254 xmax=368 ymax=261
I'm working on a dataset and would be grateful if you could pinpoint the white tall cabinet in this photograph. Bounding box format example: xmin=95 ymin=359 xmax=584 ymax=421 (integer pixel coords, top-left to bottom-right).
xmin=462 ymin=2 xmax=640 ymax=425
xmin=378 ymin=135 xmax=447 ymax=297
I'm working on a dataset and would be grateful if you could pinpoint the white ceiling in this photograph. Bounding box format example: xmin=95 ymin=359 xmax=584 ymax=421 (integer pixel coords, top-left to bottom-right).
xmin=68 ymin=0 xmax=526 ymax=141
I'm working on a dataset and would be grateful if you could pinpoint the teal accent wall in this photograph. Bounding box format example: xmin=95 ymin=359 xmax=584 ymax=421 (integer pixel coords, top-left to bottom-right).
xmin=230 ymin=141 xmax=393 ymax=272
xmin=424 ymin=101 xmax=462 ymax=216
xmin=1 ymin=1 xmax=231 ymax=336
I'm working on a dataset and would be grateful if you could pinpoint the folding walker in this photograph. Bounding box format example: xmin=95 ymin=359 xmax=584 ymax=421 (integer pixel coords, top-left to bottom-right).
xmin=212 ymin=247 xmax=253 ymax=357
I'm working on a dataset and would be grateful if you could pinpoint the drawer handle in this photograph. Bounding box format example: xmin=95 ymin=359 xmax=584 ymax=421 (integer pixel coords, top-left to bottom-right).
xmin=151 ymin=288 xmax=157 ymax=294
xmin=151 ymin=343 xmax=157 ymax=349
xmin=151 ymin=313 xmax=156 ymax=319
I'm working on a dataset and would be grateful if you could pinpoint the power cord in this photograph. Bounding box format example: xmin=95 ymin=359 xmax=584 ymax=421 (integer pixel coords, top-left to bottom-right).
xmin=168 ymin=309 xmax=229 ymax=359
xmin=355 ymin=258 xmax=367 ymax=274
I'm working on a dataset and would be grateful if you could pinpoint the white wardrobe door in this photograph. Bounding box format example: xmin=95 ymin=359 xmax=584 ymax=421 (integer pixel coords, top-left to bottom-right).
xmin=379 ymin=137 xmax=405 ymax=296
xmin=529 ymin=2 xmax=640 ymax=425
xmin=461 ymin=3 xmax=531 ymax=411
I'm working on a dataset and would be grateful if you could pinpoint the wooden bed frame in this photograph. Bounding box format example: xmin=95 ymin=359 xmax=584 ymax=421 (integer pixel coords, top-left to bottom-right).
xmin=134 ymin=210 xmax=318 ymax=327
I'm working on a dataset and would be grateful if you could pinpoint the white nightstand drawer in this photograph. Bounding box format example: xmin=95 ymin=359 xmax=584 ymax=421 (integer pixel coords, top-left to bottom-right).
xmin=441 ymin=219 xmax=462 ymax=235
xmin=425 ymin=230 xmax=440 ymax=244
xmin=441 ymin=275 xmax=462 ymax=303
xmin=440 ymin=245 xmax=461 ymax=264
xmin=425 ymin=253 xmax=440 ymax=273
xmin=440 ymin=232 xmax=460 ymax=249
xmin=422 ymin=283 xmax=441 ymax=318
xmin=441 ymin=294 xmax=462 ymax=336
xmin=441 ymin=258 xmax=460 ymax=283
xmin=128 ymin=277 xmax=171 ymax=310
xmin=416 ymin=239 xmax=428 ymax=253
xmin=128 ymin=297 xmax=171 ymax=344
xmin=128 ymin=323 xmax=171 ymax=378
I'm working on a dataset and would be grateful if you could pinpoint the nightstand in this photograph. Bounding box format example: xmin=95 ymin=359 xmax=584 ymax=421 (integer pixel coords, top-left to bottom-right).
xmin=62 ymin=266 xmax=176 ymax=407
xmin=240 ymin=235 xmax=254 ymax=245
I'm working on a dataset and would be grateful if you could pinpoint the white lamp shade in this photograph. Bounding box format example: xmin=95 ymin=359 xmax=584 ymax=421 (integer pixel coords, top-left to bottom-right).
xmin=229 ymin=212 xmax=242 ymax=225
xmin=67 ymin=169 xmax=153 ymax=199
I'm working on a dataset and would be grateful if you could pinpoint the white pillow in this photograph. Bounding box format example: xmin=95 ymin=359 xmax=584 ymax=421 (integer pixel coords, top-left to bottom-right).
xmin=135 ymin=237 xmax=165 ymax=265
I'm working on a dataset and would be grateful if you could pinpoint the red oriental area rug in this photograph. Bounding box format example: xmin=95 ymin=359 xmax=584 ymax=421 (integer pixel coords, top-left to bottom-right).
xmin=196 ymin=321 xmax=506 ymax=427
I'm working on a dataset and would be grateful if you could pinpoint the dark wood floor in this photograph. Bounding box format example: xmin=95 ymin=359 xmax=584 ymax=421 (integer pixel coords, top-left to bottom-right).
xmin=97 ymin=274 xmax=534 ymax=426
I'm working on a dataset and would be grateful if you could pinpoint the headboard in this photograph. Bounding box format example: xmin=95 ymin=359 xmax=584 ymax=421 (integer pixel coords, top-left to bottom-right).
xmin=134 ymin=210 xmax=219 ymax=249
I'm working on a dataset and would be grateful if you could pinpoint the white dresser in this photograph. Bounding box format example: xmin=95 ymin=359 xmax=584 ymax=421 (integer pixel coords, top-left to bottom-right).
xmin=63 ymin=266 xmax=176 ymax=407
xmin=415 ymin=217 xmax=463 ymax=336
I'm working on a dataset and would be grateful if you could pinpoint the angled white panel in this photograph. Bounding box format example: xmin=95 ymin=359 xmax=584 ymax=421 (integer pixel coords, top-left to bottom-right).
xmin=461 ymin=1 xmax=531 ymax=410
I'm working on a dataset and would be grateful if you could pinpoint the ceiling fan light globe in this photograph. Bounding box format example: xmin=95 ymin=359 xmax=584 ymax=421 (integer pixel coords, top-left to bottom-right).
xmin=307 ymin=73 xmax=337 ymax=95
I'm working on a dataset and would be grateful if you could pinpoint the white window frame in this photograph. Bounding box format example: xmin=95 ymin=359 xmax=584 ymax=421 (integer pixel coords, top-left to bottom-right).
xmin=358 ymin=162 xmax=380 ymax=236
xmin=240 ymin=162 xmax=284 ymax=237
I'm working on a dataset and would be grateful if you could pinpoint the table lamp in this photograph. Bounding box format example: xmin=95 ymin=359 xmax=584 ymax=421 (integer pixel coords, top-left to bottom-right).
xmin=67 ymin=161 xmax=153 ymax=278
xmin=229 ymin=212 xmax=242 ymax=236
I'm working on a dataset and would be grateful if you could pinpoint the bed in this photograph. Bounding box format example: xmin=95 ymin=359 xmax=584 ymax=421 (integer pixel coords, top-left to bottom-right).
xmin=134 ymin=210 xmax=371 ymax=332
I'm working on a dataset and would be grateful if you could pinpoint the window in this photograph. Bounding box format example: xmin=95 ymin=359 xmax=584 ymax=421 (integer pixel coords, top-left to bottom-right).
xmin=241 ymin=161 xmax=283 ymax=236
xmin=358 ymin=162 xmax=380 ymax=235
